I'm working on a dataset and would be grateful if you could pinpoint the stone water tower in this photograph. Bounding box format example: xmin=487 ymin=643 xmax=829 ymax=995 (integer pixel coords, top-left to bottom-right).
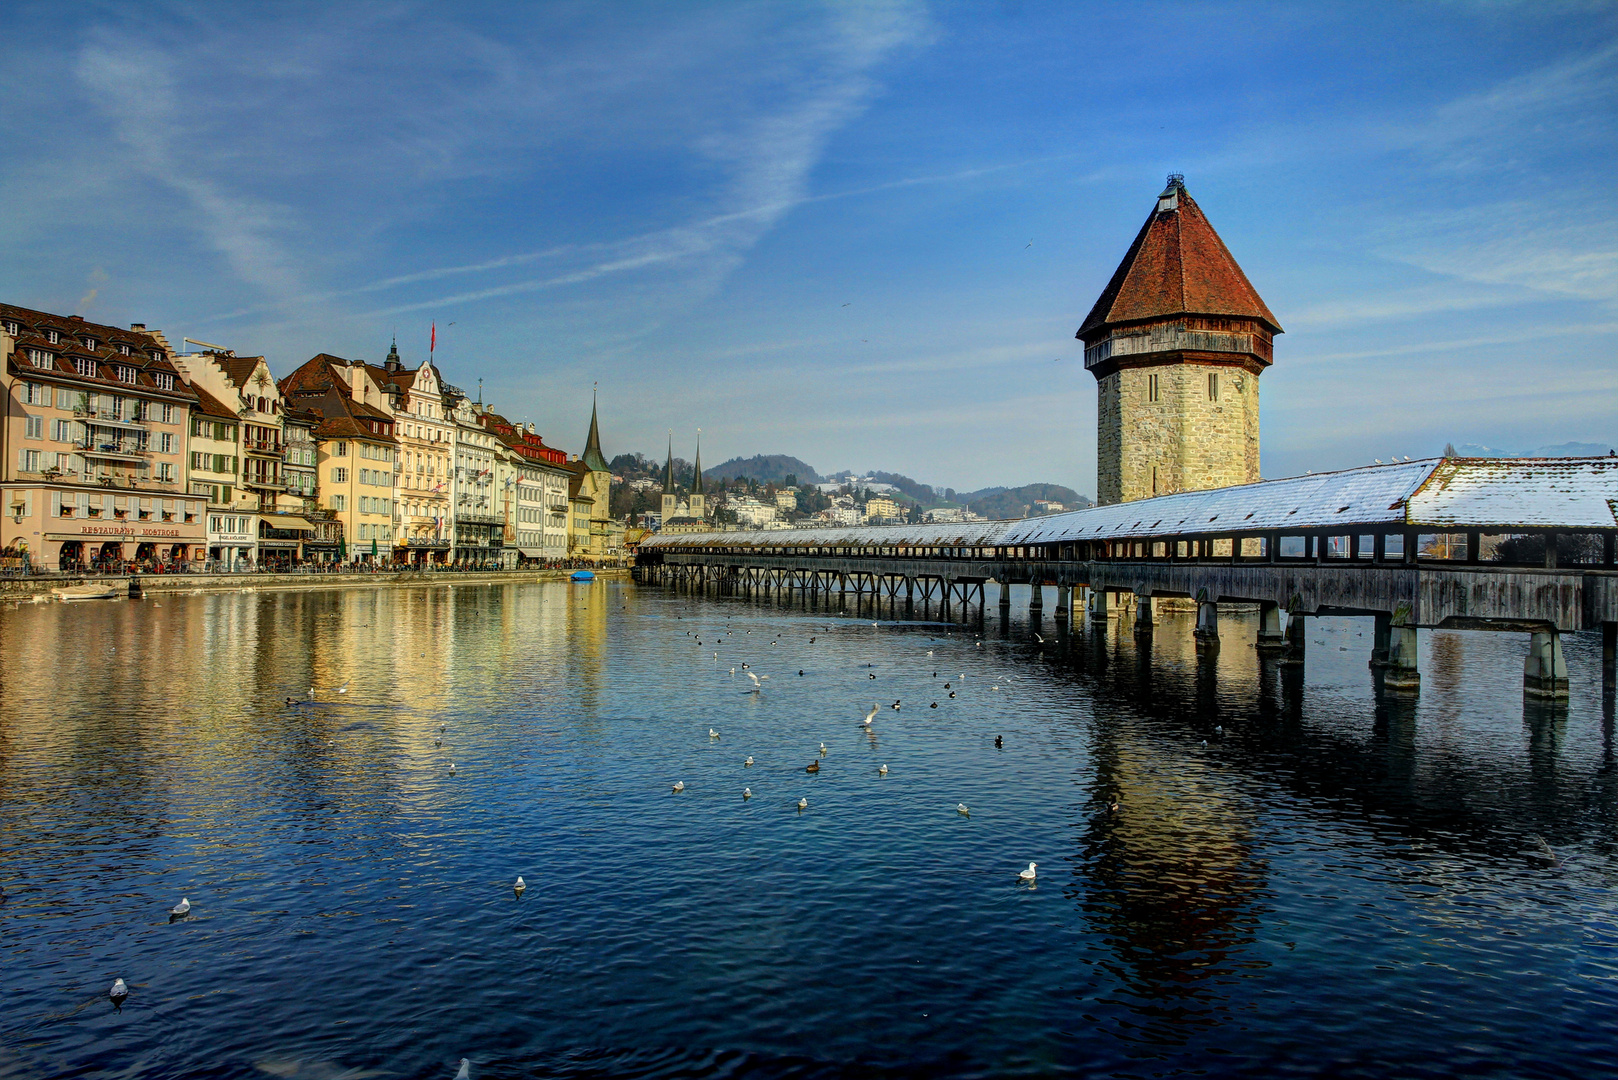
xmin=1079 ymin=176 xmax=1281 ymax=505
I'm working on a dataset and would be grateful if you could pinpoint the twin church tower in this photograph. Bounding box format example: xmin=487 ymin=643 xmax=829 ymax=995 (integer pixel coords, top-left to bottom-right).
xmin=1081 ymin=175 xmax=1281 ymax=506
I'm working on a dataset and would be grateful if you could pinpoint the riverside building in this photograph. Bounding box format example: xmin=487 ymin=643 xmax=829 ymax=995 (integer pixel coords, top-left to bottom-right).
xmin=280 ymin=354 xmax=399 ymax=563
xmin=0 ymin=305 xmax=205 ymax=570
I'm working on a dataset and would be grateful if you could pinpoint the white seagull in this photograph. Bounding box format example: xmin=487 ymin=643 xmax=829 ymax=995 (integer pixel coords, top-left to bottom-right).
xmin=797 ymin=797 xmax=808 ymax=810
xmin=863 ymin=705 xmax=878 ymax=726
xmin=672 ymin=781 xmax=684 ymax=792
xmin=709 ymin=728 xmax=720 ymax=739
xmin=744 ymin=756 xmax=755 ymax=766
xmin=957 ymin=804 xmax=969 ymax=816
xmin=110 ymin=978 xmax=128 ymax=1002
xmin=878 ymin=764 xmax=888 ymax=775
xmin=1019 ymin=862 xmax=1037 ymax=881
xmin=743 ymin=787 xmax=752 ymax=799
xmin=513 ymin=876 xmax=526 ymax=896
xmin=448 ymin=763 xmax=456 ymax=774
xmin=455 ymin=1059 xmax=471 ymax=1080
xmin=171 ymin=897 xmax=190 ymax=916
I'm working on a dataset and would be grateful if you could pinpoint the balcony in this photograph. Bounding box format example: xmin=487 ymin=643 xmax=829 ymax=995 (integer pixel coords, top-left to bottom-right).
xmin=74 ymin=408 xmax=147 ymax=430
xmin=243 ymin=476 xmax=285 ymax=492
xmin=244 ymin=439 xmax=283 ymax=456
xmin=76 ymin=438 xmax=149 ymax=461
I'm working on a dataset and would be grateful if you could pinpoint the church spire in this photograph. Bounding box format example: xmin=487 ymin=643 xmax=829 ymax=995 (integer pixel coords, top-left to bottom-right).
xmin=581 ymin=386 xmax=610 ymax=472
xmin=691 ymin=429 xmax=704 ymax=494
xmin=663 ymin=431 xmax=676 ymax=494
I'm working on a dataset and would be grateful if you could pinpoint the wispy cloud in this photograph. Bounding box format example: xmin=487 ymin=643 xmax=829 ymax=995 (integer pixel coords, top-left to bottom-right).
xmin=74 ymin=35 xmax=309 ymax=302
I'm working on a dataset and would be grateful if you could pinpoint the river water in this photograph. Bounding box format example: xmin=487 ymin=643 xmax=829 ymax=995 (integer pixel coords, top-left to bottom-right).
xmin=1 ymin=580 xmax=1615 ymax=1079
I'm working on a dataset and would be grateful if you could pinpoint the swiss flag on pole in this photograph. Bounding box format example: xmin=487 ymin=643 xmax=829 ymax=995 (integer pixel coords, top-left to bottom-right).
xmin=430 ymin=321 xmax=436 ymax=355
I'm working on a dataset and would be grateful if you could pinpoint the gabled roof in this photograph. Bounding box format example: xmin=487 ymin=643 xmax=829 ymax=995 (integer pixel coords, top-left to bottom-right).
xmin=1078 ymin=178 xmax=1280 ymax=340
xmin=216 ymin=355 xmax=267 ymax=391
xmin=191 ymin=382 xmax=240 ymax=420
xmin=2 ymin=301 xmax=197 ymax=403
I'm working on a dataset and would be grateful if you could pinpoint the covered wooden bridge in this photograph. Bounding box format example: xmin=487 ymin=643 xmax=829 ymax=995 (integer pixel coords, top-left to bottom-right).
xmin=636 ymin=457 xmax=1618 ymax=699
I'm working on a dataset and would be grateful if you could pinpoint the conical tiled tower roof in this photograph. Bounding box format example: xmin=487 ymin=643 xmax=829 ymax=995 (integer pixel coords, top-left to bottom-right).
xmin=1078 ymin=177 xmax=1280 ymax=341
xmin=663 ymin=432 xmax=676 ymax=495
xmin=691 ymin=432 xmax=704 ymax=494
xmin=581 ymin=393 xmax=610 ymax=472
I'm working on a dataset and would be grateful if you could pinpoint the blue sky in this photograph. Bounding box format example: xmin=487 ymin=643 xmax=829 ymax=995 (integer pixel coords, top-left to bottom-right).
xmin=2 ymin=1 xmax=1614 ymax=496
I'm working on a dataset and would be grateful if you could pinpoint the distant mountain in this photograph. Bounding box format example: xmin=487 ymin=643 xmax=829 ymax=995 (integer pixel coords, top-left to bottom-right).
xmin=1452 ymin=441 xmax=1614 ymax=458
xmin=704 ymin=455 xmax=824 ymax=485
xmin=963 ymin=483 xmax=1088 ymax=520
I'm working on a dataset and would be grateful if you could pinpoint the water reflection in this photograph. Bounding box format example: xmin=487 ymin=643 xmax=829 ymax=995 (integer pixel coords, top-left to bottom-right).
xmin=2 ymin=583 xmax=1616 ymax=1078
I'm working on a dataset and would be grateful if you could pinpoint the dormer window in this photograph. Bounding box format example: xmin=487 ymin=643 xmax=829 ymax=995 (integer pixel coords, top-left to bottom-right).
xmin=3 ymin=321 xmax=18 ymax=336
xmin=83 ymin=337 xmax=97 ymax=351
xmin=149 ymin=350 xmax=162 ymax=362
xmin=73 ymin=357 xmax=97 ymax=378
xmin=46 ymin=330 xmax=59 ymax=345
xmin=154 ymin=372 xmax=174 ymax=391
xmin=118 ymin=343 xmax=131 ymax=355
xmin=25 ymin=348 xmax=49 ymax=366
xmin=116 ymin=365 xmax=137 ymax=384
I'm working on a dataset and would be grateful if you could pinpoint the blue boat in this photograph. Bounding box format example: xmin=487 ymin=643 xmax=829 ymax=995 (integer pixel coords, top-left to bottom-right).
xmin=570 ymin=570 xmax=595 ymax=582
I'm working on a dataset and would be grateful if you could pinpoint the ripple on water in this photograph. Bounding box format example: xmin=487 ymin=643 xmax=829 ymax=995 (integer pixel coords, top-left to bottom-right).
xmin=1 ymin=583 xmax=1616 ymax=1078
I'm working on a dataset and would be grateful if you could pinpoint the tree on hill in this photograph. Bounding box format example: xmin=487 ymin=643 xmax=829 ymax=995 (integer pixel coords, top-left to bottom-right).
xmin=704 ymin=454 xmax=823 ymax=485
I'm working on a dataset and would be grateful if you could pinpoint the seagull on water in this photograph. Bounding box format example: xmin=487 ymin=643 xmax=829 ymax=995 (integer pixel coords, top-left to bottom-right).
xmin=863 ymin=705 xmax=878 ymax=726
xmin=1019 ymin=862 xmax=1037 ymax=881
xmin=455 ymin=1059 xmax=471 ymax=1080
xmin=797 ymin=797 xmax=808 ymax=811
xmin=743 ymin=787 xmax=752 ymax=799
xmin=819 ymin=742 xmax=828 ymax=755
xmin=110 ymin=978 xmax=128 ymax=1002
xmin=672 ymin=781 xmax=685 ymax=792
xmin=957 ymin=803 xmax=969 ymax=816
xmin=709 ymin=728 xmax=720 ymax=739
xmin=878 ymin=764 xmax=888 ymax=775
xmin=513 ymin=876 xmax=526 ymax=896
xmin=744 ymin=756 xmax=755 ymax=766
xmin=171 ymin=897 xmax=190 ymax=916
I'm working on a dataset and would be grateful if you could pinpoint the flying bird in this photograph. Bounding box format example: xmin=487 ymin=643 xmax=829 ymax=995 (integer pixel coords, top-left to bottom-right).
xmin=863 ymin=705 xmax=878 ymax=726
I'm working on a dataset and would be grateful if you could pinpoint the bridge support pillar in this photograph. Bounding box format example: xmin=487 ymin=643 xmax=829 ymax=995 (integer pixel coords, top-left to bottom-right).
xmin=1133 ymin=592 xmax=1153 ymax=636
xmin=1054 ymin=585 xmax=1070 ymax=621
xmin=1524 ymin=630 xmax=1569 ymax=700
xmin=1256 ymin=604 xmax=1285 ymax=655
xmin=1193 ymin=600 xmax=1219 ymax=652
xmin=1603 ymin=622 xmax=1616 ymax=686
xmin=1384 ymin=625 xmax=1421 ymax=693
xmin=998 ymin=581 xmax=1011 ymax=611
xmin=1280 ymin=612 xmax=1306 ymax=667
xmin=1029 ymin=584 xmax=1043 ymax=616
xmin=1089 ymin=588 xmax=1111 ymax=622
xmin=1370 ymin=613 xmax=1392 ymax=668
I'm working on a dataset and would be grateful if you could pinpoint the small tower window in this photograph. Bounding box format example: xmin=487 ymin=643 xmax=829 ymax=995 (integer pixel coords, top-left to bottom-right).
xmin=1208 ymin=372 xmax=1220 ymax=401
xmin=1147 ymin=373 xmax=1159 ymax=402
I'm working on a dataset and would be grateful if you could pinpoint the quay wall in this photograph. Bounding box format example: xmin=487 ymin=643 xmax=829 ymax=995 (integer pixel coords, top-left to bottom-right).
xmin=0 ymin=567 xmax=631 ymax=598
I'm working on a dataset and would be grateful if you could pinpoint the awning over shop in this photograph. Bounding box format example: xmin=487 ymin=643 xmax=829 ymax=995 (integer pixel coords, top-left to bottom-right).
xmin=260 ymin=514 xmax=316 ymax=531
xmin=517 ymin=548 xmax=545 ymax=558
